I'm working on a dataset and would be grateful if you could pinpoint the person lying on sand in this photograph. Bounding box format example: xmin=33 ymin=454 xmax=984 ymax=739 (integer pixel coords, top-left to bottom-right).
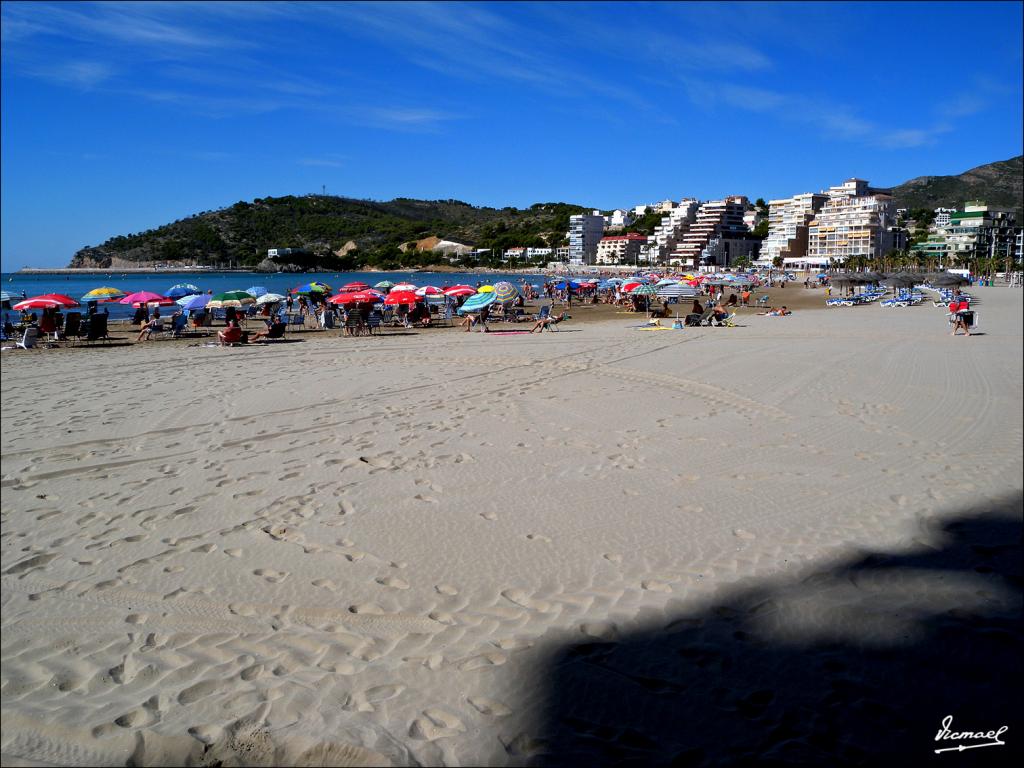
xmin=759 ymin=306 xmax=791 ymax=316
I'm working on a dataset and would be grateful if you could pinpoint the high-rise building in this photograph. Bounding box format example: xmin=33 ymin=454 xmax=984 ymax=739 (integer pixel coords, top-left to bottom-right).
xmin=671 ymin=196 xmax=750 ymax=267
xmin=806 ymin=180 xmax=896 ymax=265
xmin=567 ymin=214 xmax=606 ymax=265
xmin=761 ymin=192 xmax=828 ymax=267
xmin=645 ymin=199 xmax=698 ymax=264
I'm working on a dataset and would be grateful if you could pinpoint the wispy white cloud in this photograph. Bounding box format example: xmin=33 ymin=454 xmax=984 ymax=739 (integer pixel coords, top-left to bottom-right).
xmin=298 ymin=157 xmax=345 ymax=169
xmin=29 ymin=60 xmax=115 ymax=88
xmin=684 ymin=78 xmax=953 ymax=150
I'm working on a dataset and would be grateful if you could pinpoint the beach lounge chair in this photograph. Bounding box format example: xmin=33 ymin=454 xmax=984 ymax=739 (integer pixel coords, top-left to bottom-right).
xmin=62 ymin=313 xmax=82 ymax=344
xmin=533 ymin=305 xmax=551 ymax=323
xmin=756 ymin=295 xmax=770 ymax=307
xmin=713 ymin=312 xmax=737 ymax=327
xmin=366 ymin=312 xmax=383 ymax=335
xmin=168 ymin=313 xmax=189 ymax=338
xmin=85 ymin=314 xmax=109 ymax=343
xmin=13 ymin=326 xmax=40 ymax=349
xmin=344 ymin=313 xmax=364 ymax=337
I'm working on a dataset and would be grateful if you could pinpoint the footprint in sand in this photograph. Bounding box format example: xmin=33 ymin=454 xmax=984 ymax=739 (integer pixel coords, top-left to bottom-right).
xmin=458 ymin=652 xmax=508 ymax=671
xmin=525 ymin=533 xmax=552 ymax=543
xmin=468 ymin=697 xmax=512 ymax=717
xmin=603 ymin=553 xmax=623 ymax=564
xmin=501 ymin=588 xmax=554 ymax=613
xmin=641 ymin=579 xmax=673 ymax=593
xmin=409 ymin=708 xmax=466 ymax=740
xmin=732 ymin=529 xmax=756 ymax=540
xmin=480 ymin=512 xmax=498 ymax=521
xmin=376 ymin=576 xmax=409 ymax=590
xmin=253 ymin=568 xmax=289 ymax=583
xmin=435 ymin=584 xmax=459 ymax=596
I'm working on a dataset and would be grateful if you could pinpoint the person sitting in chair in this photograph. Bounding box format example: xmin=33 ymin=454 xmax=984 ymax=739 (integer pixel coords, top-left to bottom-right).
xmin=711 ymin=302 xmax=729 ymax=325
xmin=249 ymin=317 xmax=286 ymax=342
xmin=530 ymin=310 xmax=569 ymax=333
xmin=136 ymin=308 xmax=163 ymax=341
xmin=218 ymin=317 xmax=244 ymax=346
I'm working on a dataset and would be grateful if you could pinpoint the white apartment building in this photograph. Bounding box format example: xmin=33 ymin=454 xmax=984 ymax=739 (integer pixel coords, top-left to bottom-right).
xmin=646 ymin=198 xmax=699 ymax=264
xmin=743 ymin=209 xmax=763 ymax=230
xmin=526 ymin=247 xmax=552 ymax=260
xmin=761 ymin=192 xmax=828 ymax=266
xmin=934 ymin=207 xmax=957 ymax=227
xmin=632 ymin=204 xmax=650 ymax=217
xmin=671 ymin=196 xmax=750 ymax=266
xmin=595 ymin=233 xmax=647 ymax=265
xmin=605 ymin=209 xmax=634 ymax=229
xmin=657 ymin=199 xmax=678 ymax=213
xmin=568 ymin=214 xmax=605 ymax=264
xmin=806 ymin=179 xmax=896 ymax=265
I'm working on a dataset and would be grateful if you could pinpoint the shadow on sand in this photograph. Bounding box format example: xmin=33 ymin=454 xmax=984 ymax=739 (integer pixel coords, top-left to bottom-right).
xmin=534 ymin=493 xmax=1022 ymax=767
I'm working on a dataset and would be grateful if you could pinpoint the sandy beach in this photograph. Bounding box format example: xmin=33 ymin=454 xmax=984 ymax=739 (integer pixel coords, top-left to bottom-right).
xmin=2 ymin=289 xmax=1021 ymax=766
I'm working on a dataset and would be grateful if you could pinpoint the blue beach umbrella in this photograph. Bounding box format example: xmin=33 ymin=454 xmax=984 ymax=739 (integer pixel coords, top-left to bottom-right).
xmin=457 ymin=291 xmax=497 ymax=314
xmin=166 ymin=283 xmax=201 ymax=299
xmin=246 ymin=286 xmax=268 ymax=297
xmin=178 ymin=294 xmax=211 ymax=311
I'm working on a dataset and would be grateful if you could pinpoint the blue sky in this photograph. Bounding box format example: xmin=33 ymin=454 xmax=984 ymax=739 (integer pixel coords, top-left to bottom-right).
xmin=2 ymin=1 xmax=1021 ymax=269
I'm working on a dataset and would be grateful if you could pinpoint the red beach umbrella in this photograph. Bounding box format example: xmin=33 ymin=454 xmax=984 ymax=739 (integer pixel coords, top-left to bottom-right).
xmin=443 ymin=286 xmax=476 ymax=297
xmin=384 ymin=290 xmax=420 ymax=305
xmin=330 ymin=290 xmax=382 ymax=305
xmin=622 ymin=281 xmax=643 ymax=293
xmin=341 ymin=281 xmax=370 ymax=291
xmin=36 ymin=293 xmax=80 ymax=307
xmin=13 ymin=297 xmax=67 ymax=310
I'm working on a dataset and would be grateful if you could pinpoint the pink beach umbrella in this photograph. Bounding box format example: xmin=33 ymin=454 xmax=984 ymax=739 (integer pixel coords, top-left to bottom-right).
xmin=119 ymin=291 xmax=174 ymax=307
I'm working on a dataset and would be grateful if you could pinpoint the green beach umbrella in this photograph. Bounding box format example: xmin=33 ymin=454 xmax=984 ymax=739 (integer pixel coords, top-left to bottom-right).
xmin=374 ymin=280 xmax=395 ymax=290
xmin=208 ymin=290 xmax=256 ymax=308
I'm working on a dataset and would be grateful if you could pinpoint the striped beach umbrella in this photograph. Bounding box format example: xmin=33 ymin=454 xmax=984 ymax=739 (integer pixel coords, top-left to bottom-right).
xmin=443 ymin=286 xmax=476 ymax=297
xmin=208 ymin=290 xmax=256 ymax=308
xmin=415 ymin=285 xmax=444 ymax=297
xmin=457 ymin=291 xmax=497 ymax=314
xmin=632 ymin=284 xmax=659 ymax=296
xmin=493 ymin=281 xmax=519 ymax=303
xmin=81 ymin=286 xmax=127 ymax=302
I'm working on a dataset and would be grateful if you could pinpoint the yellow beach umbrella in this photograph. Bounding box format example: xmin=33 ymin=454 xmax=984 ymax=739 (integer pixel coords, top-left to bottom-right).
xmin=477 ymin=285 xmax=495 ymax=293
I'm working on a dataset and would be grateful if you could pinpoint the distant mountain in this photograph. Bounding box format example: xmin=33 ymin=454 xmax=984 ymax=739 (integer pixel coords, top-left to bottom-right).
xmin=884 ymin=155 xmax=1023 ymax=219
xmin=69 ymin=197 xmax=589 ymax=270
xmin=69 ymin=157 xmax=1023 ymax=269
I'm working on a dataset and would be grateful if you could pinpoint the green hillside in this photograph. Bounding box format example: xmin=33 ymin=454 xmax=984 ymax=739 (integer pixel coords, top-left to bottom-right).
xmin=885 ymin=155 xmax=1023 ymax=219
xmin=70 ymin=197 xmax=591 ymax=270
